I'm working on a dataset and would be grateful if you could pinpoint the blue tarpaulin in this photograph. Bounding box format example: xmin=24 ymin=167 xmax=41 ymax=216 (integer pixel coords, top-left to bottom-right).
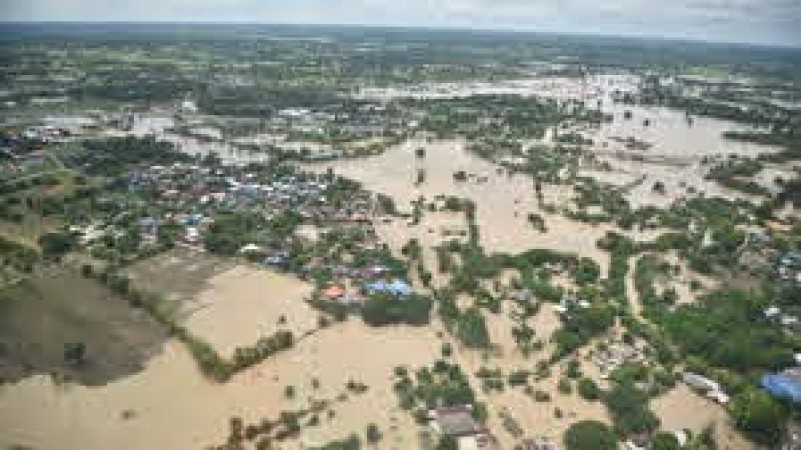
xmin=761 ymin=373 xmax=801 ymax=403
xmin=365 ymin=279 xmax=412 ymax=297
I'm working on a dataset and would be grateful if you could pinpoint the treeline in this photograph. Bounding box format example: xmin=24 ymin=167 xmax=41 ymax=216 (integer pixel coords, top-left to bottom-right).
xmin=705 ymin=158 xmax=770 ymax=197
xmin=86 ymin=266 xmax=295 ymax=382
xmin=552 ymin=303 xmax=616 ymax=360
xmin=360 ymin=292 xmax=432 ymax=327
xmin=638 ymin=87 xmax=777 ymax=125
xmin=437 ymin=290 xmax=491 ymax=348
xmin=197 ymin=85 xmax=351 ymax=116
xmin=74 ymin=136 xmax=191 ymax=176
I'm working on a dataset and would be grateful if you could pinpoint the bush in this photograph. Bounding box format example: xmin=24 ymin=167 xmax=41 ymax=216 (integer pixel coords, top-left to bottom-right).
xmin=39 ymin=231 xmax=77 ymax=257
xmin=365 ymin=423 xmax=382 ymax=443
xmin=315 ymin=434 xmax=361 ymax=450
xmin=441 ymin=342 xmax=453 ymax=358
xmin=577 ymin=378 xmax=600 ymax=401
xmin=457 ymin=308 xmax=491 ymax=348
xmin=651 ymin=432 xmax=681 ymax=450
xmin=558 ymin=378 xmax=572 ymax=395
xmin=603 ymin=382 xmax=659 ymax=436
xmin=361 ymin=292 xmax=432 ymax=326
xmin=564 ymin=420 xmax=617 ymax=450
xmin=566 ymin=360 xmax=582 ymax=379
xmin=284 ymin=385 xmax=296 ymax=399
xmin=80 ymin=264 xmax=94 ymax=277
xmin=731 ymin=388 xmax=788 ymax=445
xmin=533 ymin=390 xmax=551 ymax=402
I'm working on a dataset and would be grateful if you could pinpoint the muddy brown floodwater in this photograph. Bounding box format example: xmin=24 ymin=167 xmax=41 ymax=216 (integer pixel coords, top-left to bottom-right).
xmin=305 ymin=138 xmax=666 ymax=278
xmin=652 ymin=384 xmax=756 ymax=450
xmin=0 ymin=306 xmax=443 ymax=449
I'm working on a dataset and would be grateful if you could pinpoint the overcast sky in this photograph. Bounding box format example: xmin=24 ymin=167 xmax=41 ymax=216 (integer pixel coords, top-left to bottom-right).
xmin=3 ymin=0 xmax=800 ymax=46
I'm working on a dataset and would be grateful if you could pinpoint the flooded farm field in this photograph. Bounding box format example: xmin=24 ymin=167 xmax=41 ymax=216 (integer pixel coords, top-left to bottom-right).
xmin=589 ymin=103 xmax=779 ymax=159
xmin=0 ymin=268 xmax=168 ymax=387
xmin=129 ymin=250 xmax=316 ymax=358
xmin=0 ymin=320 xmax=443 ymax=450
xmin=0 ymin=251 xmax=446 ymax=449
xmin=304 ymin=138 xmax=665 ymax=276
xmin=187 ymin=266 xmax=316 ymax=358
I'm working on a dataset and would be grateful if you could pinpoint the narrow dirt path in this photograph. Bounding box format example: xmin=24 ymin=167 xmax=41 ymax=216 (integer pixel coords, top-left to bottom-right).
xmin=625 ymin=255 xmax=644 ymax=318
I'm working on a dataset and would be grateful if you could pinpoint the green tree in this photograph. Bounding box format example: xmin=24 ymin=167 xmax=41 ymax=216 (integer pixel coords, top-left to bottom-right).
xmin=365 ymin=423 xmax=382 ymax=444
xmin=457 ymin=308 xmax=491 ymax=348
xmin=564 ymin=420 xmax=617 ymax=450
xmin=63 ymin=342 xmax=86 ymax=366
xmin=577 ymin=378 xmax=600 ymax=401
xmin=558 ymin=378 xmax=573 ymax=395
xmin=731 ymin=388 xmax=787 ymax=445
xmin=40 ymin=231 xmax=77 ymax=257
xmin=651 ymin=432 xmax=681 ymax=450
xmin=436 ymin=435 xmax=458 ymax=450
xmin=157 ymin=219 xmax=183 ymax=247
xmin=441 ymin=342 xmax=453 ymax=358
xmin=316 ymin=434 xmax=360 ymax=450
xmin=284 ymin=385 xmax=296 ymax=399
xmin=604 ymin=382 xmax=659 ymax=435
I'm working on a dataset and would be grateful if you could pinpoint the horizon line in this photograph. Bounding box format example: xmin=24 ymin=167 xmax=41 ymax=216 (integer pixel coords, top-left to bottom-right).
xmin=1 ymin=20 xmax=800 ymax=50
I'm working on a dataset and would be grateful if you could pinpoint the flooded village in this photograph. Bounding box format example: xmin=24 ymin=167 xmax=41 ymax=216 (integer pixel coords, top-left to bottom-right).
xmin=1 ymin=24 xmax=800 ymax=450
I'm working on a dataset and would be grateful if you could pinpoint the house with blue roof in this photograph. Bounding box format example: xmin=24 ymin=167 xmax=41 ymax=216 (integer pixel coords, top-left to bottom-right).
xmin=364 ymin=279 xmax=413 ymax=298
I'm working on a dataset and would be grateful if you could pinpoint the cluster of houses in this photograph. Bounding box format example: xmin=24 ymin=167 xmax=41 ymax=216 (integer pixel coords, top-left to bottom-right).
xmin=740 ymin=227 xmax=801 ymax=287
xmin=319 ymin=274 xmax=414 ymax=306
xmin=125 ymin=162 xmax=375 ymax=245
xmin=272 ymin=105 xmax=392 ymax=143
xmin=592 ymin=340 xmax=649 ymax=378
xmin=0 ymin=132 xmax=50 ymax=173
xmin=553 ymin=292 xmax=591 ymax=315
xmin=776 ymin=251 xmax=801 ymax=286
